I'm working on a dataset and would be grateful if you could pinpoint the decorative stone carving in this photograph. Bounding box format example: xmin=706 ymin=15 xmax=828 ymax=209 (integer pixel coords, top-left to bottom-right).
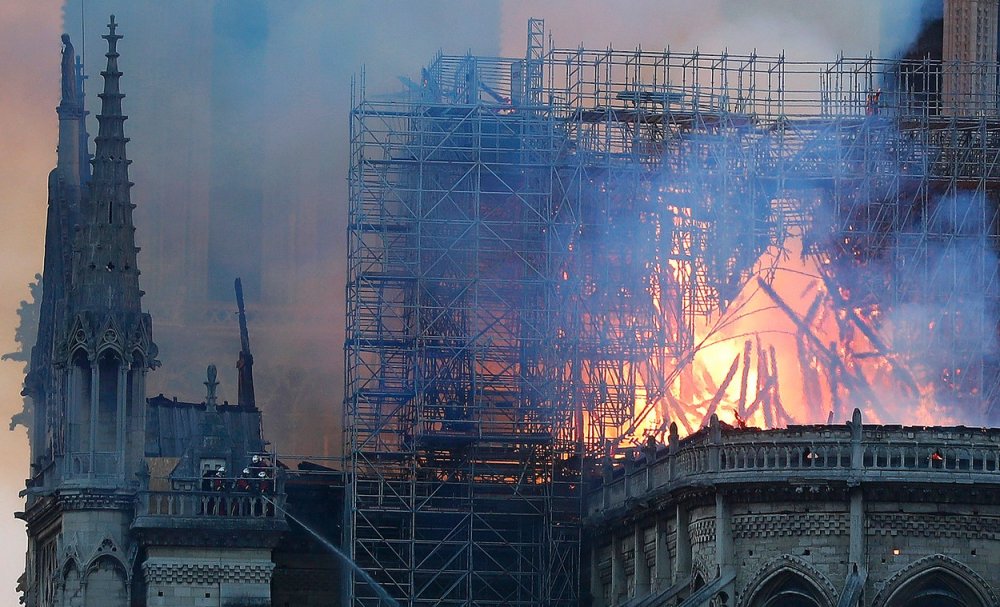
xmin=143 ymin=561 xmax=275 ymax=586
xmin=732 ymin=513 xmax=849 ymax=539
xmin=867 ymin=513 xmax=1000 ymax=540
xmin=690 ymin=519 xmax=717 ymax=545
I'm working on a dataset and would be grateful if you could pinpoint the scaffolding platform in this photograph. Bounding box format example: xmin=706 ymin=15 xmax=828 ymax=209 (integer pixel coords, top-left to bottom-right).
xmin=346 ymin=19 xmax=1000 ymax=607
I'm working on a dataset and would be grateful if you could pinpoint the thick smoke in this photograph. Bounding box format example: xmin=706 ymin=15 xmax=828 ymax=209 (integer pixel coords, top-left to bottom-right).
xmin=501 ymin=0 xmax=937 ymax=59
xmin=876 ymin=194 xmax=1000 ymax=423
xmin=46 ymin=0 xmax=940 ymax=458
xmin=58 ymin=0 xmax=501 ymax=458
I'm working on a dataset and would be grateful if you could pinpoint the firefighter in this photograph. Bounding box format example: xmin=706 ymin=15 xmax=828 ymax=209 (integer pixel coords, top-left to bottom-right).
xmin=201 ymin=466 xmax=215 ymax=492
xmin=212 ymin=466 xmax=228 ymax=491
xmin=257 ymin=469 xmax=273 ymax=494
xmin=237 ymin=468 xmax=252 ymax=492
xmin=865 ymin=88 xmax=881 ymax=116
xmin=249 ymin=454 xmax=266 ymax=479
xmin=200 ymin=466 xmax=216 ymax=514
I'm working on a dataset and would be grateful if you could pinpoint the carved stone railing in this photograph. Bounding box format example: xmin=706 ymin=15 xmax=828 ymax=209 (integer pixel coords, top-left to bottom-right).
xmin=588 ymin=409 xmax=1000 ymax=518
xmin=135 ymin=473 xmax=286 ymax=525
xmin=137 ymin=489 xmax=286 ymax=520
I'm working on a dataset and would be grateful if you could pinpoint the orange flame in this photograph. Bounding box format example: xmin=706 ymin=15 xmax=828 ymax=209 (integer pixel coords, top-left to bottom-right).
xmin=628 ymin=233 xmax=961 ymax=443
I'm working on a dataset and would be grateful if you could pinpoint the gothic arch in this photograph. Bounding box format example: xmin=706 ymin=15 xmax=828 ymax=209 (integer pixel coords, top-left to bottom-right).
xmin=69 ymin=342 xmax=91 ymax=365
xmin=874 ymin=554 xmax=996 ymax=607
xmin=86 ymin=536 xmax=126 ymax=569
xmin=60 ymin=559 xmax=83 ymax=606
xmin=61 ymin=556 xmax=81 ymax=578
xmin=130 ymin=348 xmax=146 ymax=369
xmin=83 ymin=553 xmax=129 ymax=607
xmin=95 ymin=318 xmax=125 ymax=359
xmin=691 ymin=558 xmax=712 ymax=592
xmin=740 ymin=555 xmax=836 ymax=607
xmin=66 ymin=315 xmax=94 ymax=361
xmin=67 ymin=344 xmax=94 ymax=460
xmin=93 ymin=348 xmax=124 ymax=452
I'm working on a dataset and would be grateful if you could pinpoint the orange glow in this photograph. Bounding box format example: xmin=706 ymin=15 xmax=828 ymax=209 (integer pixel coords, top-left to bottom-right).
xmin=633 ymin=232 xmax=961 ymax=441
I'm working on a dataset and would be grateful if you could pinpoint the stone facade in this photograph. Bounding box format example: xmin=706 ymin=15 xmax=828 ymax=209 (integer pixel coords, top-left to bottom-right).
xmin=943 ymin=0 xmax=999 ymax=114
xmin=585 ymin=411 xmax=1000 ymax=606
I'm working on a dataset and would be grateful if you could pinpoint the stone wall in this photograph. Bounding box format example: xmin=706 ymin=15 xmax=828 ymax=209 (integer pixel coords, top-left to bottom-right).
xmin=585 ymin=412 xmax=1000 ymax=606
xmin=143 ymin=547 xmax=274 ymax=607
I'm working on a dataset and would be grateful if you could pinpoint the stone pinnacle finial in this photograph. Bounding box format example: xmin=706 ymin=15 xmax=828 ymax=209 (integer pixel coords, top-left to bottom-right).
xmin=205 ymin=364 xmax=219 ymax=406
xmin=103 ymin=15 xmax=122 ymax=55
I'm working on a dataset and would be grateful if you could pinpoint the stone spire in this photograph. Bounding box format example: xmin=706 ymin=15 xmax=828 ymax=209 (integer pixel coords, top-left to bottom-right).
xmin=70 ymin=15 xmax=147 ymax=325
xmin=23 ymin=33 xmax=89 ymax=461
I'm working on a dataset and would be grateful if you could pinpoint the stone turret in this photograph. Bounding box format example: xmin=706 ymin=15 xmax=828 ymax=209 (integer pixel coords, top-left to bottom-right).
xmin=943 ymin=0 xmax=999 ymax=115
xmin=23 ymin=32 xmax=90 ymax=481
xmin=20 ymin=19 xmax=155 ymax=607
xmin=58 ymin=14 xmax=156 ymax=486
xmin=20 ymin=17 xmax=282 ymax=607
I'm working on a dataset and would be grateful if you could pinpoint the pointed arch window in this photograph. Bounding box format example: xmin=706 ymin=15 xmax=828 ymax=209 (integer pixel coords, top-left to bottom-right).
xmin=749 ymin=569 xmax=828 ymax=607
xmin=95 ymin=349 xmax=122 ymax=452
xmin=886 ymin=570 xmax=987 ymax=607
xmin=83 ymin=556 xmax=128 ymax=607
xmin=69 ymin=349 xmax=92 ymax=455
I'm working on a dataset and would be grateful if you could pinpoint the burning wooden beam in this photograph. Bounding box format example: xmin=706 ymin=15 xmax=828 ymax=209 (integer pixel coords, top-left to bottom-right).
xmin=702 ymin=354 xmax=741 ymax=424
xmin=818 ymin=270 xmax=921 ymax=398
xmin=756 ymin=277 xmax=883 ymax=411
xmin=737 ymin=339 xmax=752 ymax=418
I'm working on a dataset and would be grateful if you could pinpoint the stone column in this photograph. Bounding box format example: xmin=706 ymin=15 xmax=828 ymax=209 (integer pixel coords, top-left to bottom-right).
xmin=654 ymin=517 xmax=672 ymax=590
xmin=848 ymin=408 xmax=866 ymax=573
xmin=65 ymin=365 xmax=76 ymax=477
xmin=116 ymin=364 xmax=127 ymax=477
xmin=89 ymin=360 xmax=99 ymax=473
xmin=591 ymin=544 xmax=606 ymax=607
xmin=675 ymin=506 xmax=691 ymax=581
xmin=849 ymin=488 xmax=865 ymax=569
xmin=715 ymin=492 xmax=734 ymax=574
xmin=634 ymin=525 xmax=650 ymax=598
xmin=610 ymin=536 xmax=626 ymax=605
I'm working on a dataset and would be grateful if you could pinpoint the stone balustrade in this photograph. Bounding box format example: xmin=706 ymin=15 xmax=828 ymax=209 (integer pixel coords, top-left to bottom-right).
xmin=135 ymin=473 xmax=287 ymax=527
xmin=588 ymin=409 xmax=1000 ymax=519
xmin=138 ymin=489 xmax=286 ymax=519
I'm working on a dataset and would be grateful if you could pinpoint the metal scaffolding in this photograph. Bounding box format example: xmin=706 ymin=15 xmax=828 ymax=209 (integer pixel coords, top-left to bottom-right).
xmin=346 ymin=19 xmax=1000 ymax=606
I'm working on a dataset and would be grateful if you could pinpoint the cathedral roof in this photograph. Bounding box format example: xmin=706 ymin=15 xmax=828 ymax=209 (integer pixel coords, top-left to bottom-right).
xmin=146 ymin=394 xmax=264 ymax=478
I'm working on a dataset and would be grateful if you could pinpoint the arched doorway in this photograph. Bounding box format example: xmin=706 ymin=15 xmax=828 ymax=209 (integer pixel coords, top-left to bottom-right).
xmin=749 ymin=569 xmax=828 ymax=607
